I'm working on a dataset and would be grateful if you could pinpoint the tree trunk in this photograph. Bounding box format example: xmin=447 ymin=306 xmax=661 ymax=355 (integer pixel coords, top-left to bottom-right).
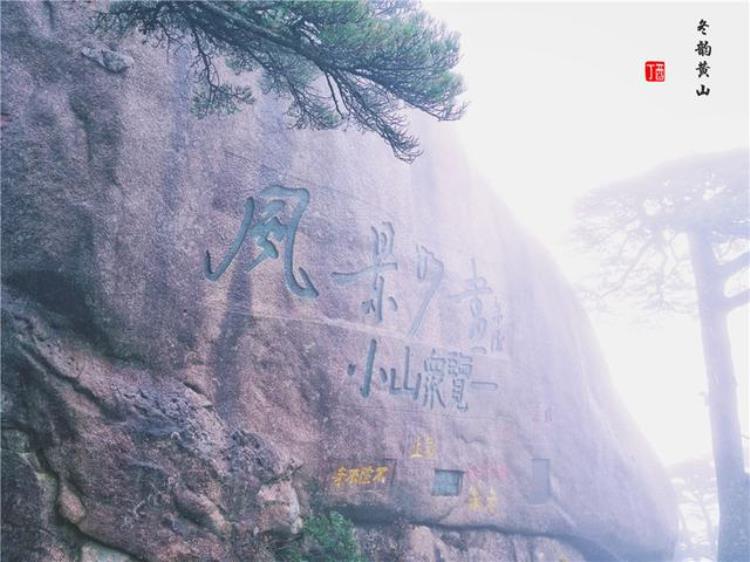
xmin=688 ymin=233 xmax=749 ymax=562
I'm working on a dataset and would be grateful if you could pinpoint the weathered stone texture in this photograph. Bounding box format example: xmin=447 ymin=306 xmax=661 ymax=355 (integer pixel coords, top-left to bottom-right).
xmin=1 ymin=2 xmax=676 ymax=561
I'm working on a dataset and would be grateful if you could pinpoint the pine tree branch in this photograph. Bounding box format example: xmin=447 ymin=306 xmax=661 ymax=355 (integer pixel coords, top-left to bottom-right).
xmin=719 ymin=251 xmax=750 ymax=279
xmin=724 ymin=289 xmax=750 ymax=311
xmin=600 ymin=239 xmax=654 ymax=297
xmin=97 ymin=1 xmax=464 ymax=161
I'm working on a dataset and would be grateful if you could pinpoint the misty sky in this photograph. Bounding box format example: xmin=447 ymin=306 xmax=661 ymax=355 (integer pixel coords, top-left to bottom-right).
xmin=426 ymin=1 xmax=749 ymax=466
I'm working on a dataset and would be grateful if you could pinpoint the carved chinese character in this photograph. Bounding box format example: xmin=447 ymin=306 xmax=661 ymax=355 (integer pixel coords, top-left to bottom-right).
xmin=373 ymin=466 xmax=389 ymax=484
xmin=409 ymin=435 xmax=436 ymax=459
xmin=410 ymin=436 xmax=425 ymax=458
xmin=332 ymin=467 xmax=348 ymax=488
xmin=423 ymin=436 xmax=437 ymax=459
xmin=422 ymin=350 xmax=447 ymax=409
xmin=490 ymin=298 xmax=505 ymax=353
xmin=487 ymin=487 xmax=498 ymax=514
xmin=359 ymin=466 xmax=374 ymax=485
xmin=382 ymin=346 xmax=421 ymax=400
xmin=348 ymin=467 xmax=361 ymax=485
xmin=347 ymin=339 xmax=378 ymax=398
xmin=468 ymin=485 xmax=482 ymax=511
xmin=450 ymin=258 xmax=492 ymax=353
xmin=408 ymin=245 xmax=444 ymax=336
xmin=204 ymin=185 xmax=318 ymax=298
xmin=332 ymin=222 xmax=398 ymax=323
xmin=446 ymin=352 xmax=472 ymax=411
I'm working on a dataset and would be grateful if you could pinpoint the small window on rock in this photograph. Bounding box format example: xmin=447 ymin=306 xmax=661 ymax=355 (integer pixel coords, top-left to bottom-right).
xmin=432 ymin=469 xmax=463 ymax=496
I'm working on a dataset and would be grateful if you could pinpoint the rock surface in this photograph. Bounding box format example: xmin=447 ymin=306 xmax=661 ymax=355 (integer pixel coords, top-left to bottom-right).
xmin=1 ymin=2 xmax=677 ymax=561
xmin=80 ymin=41 xmax=134 ymax=74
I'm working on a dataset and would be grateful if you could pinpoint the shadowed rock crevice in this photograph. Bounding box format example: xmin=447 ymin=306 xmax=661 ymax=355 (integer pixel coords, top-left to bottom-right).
xmin=2 ymin=293 xmax=302 ymax=560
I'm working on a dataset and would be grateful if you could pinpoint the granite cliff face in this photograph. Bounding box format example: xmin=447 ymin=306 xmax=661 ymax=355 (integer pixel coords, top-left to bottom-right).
xmin=1 ymin=2 xmax=676 ymax=561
